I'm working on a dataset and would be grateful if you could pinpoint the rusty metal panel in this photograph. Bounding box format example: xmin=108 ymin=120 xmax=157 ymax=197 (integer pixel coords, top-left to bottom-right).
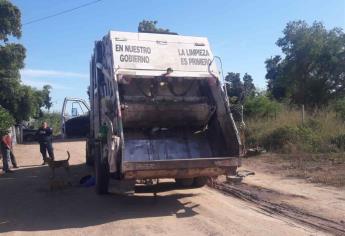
xmin=122 ymin=157 xmax=239 ymax=171
xmin=124 ymin=167 xmax=231 ymax=179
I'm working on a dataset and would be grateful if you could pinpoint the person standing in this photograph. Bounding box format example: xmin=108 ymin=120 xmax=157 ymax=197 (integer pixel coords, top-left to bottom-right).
xmin=36 ymin=122 xmax=55 ymax=165
xmin=10 ymin=149 xmax=18 ymax=168
xmin=1 ymin=132 xmax=14 ymax=173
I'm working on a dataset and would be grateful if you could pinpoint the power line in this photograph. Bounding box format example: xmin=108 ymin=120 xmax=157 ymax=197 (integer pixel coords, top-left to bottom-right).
xmin=23 ymin=0 xmax=103 ymax=26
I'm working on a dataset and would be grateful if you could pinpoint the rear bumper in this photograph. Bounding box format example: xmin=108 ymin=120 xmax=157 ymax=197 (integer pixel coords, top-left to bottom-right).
xmin=122 ymin=157 xmax=240 ymax=179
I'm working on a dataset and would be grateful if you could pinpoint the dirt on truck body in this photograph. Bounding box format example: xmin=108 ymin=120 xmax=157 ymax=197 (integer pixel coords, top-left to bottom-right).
xmin=87 ymin=31 xmax=242 ymax=194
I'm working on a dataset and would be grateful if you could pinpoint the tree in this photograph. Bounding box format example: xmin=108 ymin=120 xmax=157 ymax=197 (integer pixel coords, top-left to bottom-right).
xmin=265 ymin=55 xmax=286 ymax=100
xmin=225 ymin=72 xmax=256 ymax=104
xmin=243 ymin=73 xmax=256 ymax=97
xmin=0 ymin=106 xmax=14 ymax=136
xmin=0 ymin=0 xmax=52 ymax=122
xmin=0 ymin=0 xmax=21 ymax=42
xmin=225 ymin=72 xmax=243 ymax=103
xmin=244 ymin=93 xmax=281 ymax=119
xmin=138 ymin=20 xmax=177 ymax=35
xmin=266 ymin=21 xmax=345 ymax=108
xmin=41 ymin=85 xmax=52 ymax=111
xmin=0 ymin=1 xmax=25 ymax=121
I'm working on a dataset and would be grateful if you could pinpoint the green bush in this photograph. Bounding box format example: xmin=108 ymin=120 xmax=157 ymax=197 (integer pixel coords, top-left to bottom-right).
xmin=0 ymin=106 xmax=15 ymax=136
xmin=261 ymin=126 xmax=298 ymax=151
xmin=244 ymin=94 xmax=282 ymax=119
xmin=260 ymin=124 xmax=325 ymax=153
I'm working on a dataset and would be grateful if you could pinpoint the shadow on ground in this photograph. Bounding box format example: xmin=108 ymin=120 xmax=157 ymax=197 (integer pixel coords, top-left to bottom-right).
xmin=0 ymin=163 xmax=199 ymax=233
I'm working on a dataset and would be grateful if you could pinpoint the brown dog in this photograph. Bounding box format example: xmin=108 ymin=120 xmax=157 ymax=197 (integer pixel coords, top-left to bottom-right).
xmin=47 ymin=151 xmax=71 ymax=189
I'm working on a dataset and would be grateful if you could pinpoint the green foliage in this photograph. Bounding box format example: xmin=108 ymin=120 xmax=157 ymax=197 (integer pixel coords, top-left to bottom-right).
xmin=0 ymin=0 xmax=21 ymax=42
xmin=244 ymin=94 xmax=281 ymax=118
xmin=243 ymin=73 xmax=255 ymax=97
xmin=334 ymin=99 xmax=345 ymax=121
xmin=0 ymin=106 xmax=14 ymax=136
xmin=138 ymin=20 xmax=177 ymax=35
xmin=265 ymin=55 xmax=285 ymax=100
xmin=0 ymin=0 xmax=52 ymax=122
xmin=38 ymin=85 xmax=52 ymax=111
xmin=260 ymin=125 xmax=298 ymax=151
xmin=226 ymin=72 xmax=243 ymax=103
xmin=0 ymin=43 xmax=25 ymax=76
xmin=226 ymin=72 xmax=256 ymax=104
xmin=15 ymin=85 xmax=50 ymax=121
xmin=32 ymin=112 xmax=61 ymax=136
xmin=261 ymin=125 xmax=325 ymax=153
xmin=266 ymin=21 xmax=345 ymax=108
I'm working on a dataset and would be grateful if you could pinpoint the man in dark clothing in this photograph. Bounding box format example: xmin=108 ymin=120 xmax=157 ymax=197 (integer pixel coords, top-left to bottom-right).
xmin=36 ymin=122 xmax=55 ymax=165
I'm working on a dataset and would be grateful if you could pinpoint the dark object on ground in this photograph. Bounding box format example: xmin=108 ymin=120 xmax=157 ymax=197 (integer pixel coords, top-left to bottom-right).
xmin=80 ymin=174 xmax=95 ymax=187
xmin=245 ymin=147 xmax=266 ymax=157
xmin=80 ymin=175 xmax=92 ymax=184
xmin=236 ymin=170 xmax=255 ymax=178
xmin=64 ymin=115 xmax=90 ymax=138
xmin=226 ymin=170 xmax=255 ymax=184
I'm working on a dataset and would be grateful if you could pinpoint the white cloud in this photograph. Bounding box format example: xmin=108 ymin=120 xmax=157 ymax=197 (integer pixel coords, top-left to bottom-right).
xmin=21 ymin=78 xmax=72 ymax=90
xmin=20 ymin=69 xmax=88 ymax=79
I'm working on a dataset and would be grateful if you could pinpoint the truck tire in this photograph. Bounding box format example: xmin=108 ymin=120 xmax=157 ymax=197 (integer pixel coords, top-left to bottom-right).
xmin=85 ymin=139 xmax=94 ymax=166
xmin=193 ymin=176 xmax=208 ymax=188
xmin=95 ymin=142 xmax=109 ymax=194
xmin=175 ymin=178 xmax=194 ymax=187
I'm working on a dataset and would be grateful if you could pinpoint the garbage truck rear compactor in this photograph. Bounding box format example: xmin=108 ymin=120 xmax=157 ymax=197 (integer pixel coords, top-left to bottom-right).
xmin=86 ymin=31 xmax=242 ymax=194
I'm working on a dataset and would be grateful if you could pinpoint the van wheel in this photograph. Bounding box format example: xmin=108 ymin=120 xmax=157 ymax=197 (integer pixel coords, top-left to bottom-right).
xmin=95 ymin=142 xmax=109 ymax=194
xmin=175 ymin=178 xmax=194 ymax=187
xmin=193 ymin=177 xmax=208 ymax=188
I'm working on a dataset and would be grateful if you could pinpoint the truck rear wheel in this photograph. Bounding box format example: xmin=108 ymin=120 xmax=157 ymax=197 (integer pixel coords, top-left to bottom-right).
xmin=95 ymin=142 xmax=109 ymax=194
xmin=193 ymin=176 xmax=208 ymax=187
xmin=175 ymin=178 xmax=194 ymax=187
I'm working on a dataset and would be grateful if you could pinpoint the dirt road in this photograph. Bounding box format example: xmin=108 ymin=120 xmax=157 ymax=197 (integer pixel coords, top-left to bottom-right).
xmin=0 ymin=140 xmax=344 ymax=235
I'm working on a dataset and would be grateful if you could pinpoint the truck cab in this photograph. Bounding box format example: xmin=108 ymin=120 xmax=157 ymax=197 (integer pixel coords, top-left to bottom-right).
xmin=87 ymin=31 xmax=242 ymax=194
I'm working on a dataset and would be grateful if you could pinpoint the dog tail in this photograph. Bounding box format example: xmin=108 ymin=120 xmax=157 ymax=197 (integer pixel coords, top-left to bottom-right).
xmin=66 ymin=151 xmax=70 ymax=161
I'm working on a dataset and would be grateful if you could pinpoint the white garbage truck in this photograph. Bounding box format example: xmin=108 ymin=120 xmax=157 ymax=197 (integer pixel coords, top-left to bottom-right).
xmin=86 ymin=31 xmax=242 ymax=194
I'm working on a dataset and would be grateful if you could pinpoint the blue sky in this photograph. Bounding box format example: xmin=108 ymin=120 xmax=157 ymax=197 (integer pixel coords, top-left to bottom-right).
xmin=13 ymin=0 xmax=345 ymax=111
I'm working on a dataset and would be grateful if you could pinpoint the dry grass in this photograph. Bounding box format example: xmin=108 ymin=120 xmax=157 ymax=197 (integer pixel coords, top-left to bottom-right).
xmin=244 ymin=153 xmax=345 ymax=187
xmin=281 ymin=153 xmax=345 ymax=187
xmin=242 ymin=108 xmax=345 ymax=187
xmin=245 ymin=109 xmax=345 ymax=153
